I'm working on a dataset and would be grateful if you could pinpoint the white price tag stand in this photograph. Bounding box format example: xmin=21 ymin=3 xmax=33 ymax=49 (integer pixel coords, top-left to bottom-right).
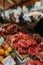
xmin=2 ymin=55 xmax=16 ymax=65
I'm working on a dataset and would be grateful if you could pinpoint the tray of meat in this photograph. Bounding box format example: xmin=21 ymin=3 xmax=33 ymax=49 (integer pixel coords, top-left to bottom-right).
xmin=6 ymin=32 xmax=37 ymax=60
xmin=16 ymin=54 xmax=30 ymax=64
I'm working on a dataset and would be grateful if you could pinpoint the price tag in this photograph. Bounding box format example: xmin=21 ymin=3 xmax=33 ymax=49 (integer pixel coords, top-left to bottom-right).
xmin=2 ymin=55 xmax=16 ymax=65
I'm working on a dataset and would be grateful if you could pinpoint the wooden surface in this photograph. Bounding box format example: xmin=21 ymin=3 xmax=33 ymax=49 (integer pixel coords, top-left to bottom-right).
xmin=0 ymin=0 xmax=40 ymax=10
xmin=22 ymin=0 xmax=40 ymax=6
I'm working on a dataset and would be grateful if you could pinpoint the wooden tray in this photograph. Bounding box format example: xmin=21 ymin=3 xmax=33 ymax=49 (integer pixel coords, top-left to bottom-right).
xmin=16 ymin=55 xmax=30 ymax=64
xmin=15 ymin=50 xmax=29 ymax=60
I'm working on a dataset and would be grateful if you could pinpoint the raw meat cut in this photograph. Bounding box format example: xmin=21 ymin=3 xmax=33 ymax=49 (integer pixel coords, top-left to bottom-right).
xmin=18 ymin=39 xmax=29 ymax=48
xmin=28 ymin=47 xmax=36 ymax=56
xmin=18 ymin=47 xmax=28 ymax=54
xmin=36 ymin=52 xmax=43 ymax=61
xmin=26 ymin=60 xmax=36 ymax=65
xmin=26 ymin=60 xmax=43 ymax=65
xmin=12 ymin=43 xmax=19 ymax=50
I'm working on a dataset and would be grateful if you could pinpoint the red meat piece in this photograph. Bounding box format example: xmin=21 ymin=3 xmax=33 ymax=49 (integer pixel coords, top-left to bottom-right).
xmin=18 ymin=39 xmax=29 ymax=48
xmin=28 ymin=47 xmax=36 ymax=56
xmin=30 ymin=39 xmax=37 ymax=45
xmin=36 ymin=60 xmax=43 ymax=65
xmin=12 ymin=43 xmax=19 ymax=50
xmin=40 ymin=42 xmax=43 ymax=50
xmin=27 ymin=40 xmax=32 ymax=46
xmin=6 ymin=35 xmax=11 ymax=43
xmin=36 ymin=52 xmax=43 ymax=61
xmin=35 ymin=44 xmax=42 ymax=52
xmin=26 ymin=60 xmax=43 ymax=65
xmin=18 ymin=32 xmax=31 ymax=40
xmin=18 ymin=47 xmax=28 ymax=55
xmin=26 ymin=60 xmax=36 ymax=65
xmin=10 ymin=34 xmax=19 ymax=43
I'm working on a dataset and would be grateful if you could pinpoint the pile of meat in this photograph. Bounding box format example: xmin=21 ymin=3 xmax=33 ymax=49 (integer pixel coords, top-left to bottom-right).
xmin=6 ymin=32 xmax=43 ymax=61
xmin=7 ymin=32 xmax=37 ymax=54
xmin=0 ymin=23 xmax=29 ymax=36
xmin=0 ymin=24 xmax=18 ymax=35
xmin=6 ymin=32 xmax=37 ymax=54
xmin=26 ymin=59 xmax=43 ymax=65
